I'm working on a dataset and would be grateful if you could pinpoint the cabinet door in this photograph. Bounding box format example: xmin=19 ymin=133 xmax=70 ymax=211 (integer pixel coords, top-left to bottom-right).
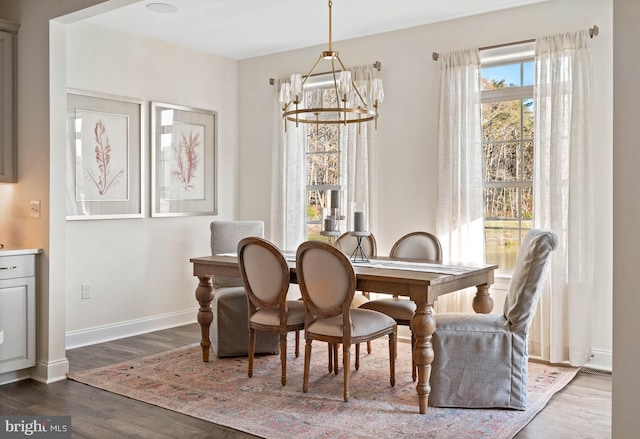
xmin=0 ymin=276 xmax=36 ymax=373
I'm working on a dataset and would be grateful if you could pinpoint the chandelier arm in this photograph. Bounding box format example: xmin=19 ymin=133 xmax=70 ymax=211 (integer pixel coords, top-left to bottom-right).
xmin=301 ymin=54 xmax=326 ymax=88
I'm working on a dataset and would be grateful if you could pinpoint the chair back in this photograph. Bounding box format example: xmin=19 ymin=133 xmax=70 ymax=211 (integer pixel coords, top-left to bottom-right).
xmin=390 ymin=231 xmax=442 ymax=263
xmin=210 ymin=220 xmax=264 ymax=288
xmin=296 ymin=241 xmax=356 ymax=322
xmin=238 ymin=237 xmax=289 ymax=312
xmin=503 ymin=229 xmax=559 ymax=331
xmin=335 ymin=232 xmax=377 ymax=258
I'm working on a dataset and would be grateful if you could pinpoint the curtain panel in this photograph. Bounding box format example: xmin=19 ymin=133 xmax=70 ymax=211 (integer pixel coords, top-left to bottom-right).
xmin=435 ymin=49 xmax=485 ymax=313
xmin=531 ymin=30 xmax=595 ymax=366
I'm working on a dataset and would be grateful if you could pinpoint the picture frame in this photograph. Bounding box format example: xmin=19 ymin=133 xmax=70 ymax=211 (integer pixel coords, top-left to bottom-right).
xmin=66 ymin=90 xmax=143 ymax=220
xmin=151 ymin=102 xmax=217 ymax=217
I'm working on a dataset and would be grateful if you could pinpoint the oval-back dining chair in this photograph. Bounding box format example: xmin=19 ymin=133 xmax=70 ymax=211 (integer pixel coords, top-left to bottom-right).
xmin=360 ymin=231 xmax=443 ymax=381
xmin=296 ymin=240 xmax=397 ymax=402
xmin=238 ymin=237 xmax=305 ymax=386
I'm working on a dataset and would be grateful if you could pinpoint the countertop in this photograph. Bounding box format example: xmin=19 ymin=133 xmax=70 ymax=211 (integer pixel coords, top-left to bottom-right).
xmin=0 ymin=247 xmax=43 ymax=256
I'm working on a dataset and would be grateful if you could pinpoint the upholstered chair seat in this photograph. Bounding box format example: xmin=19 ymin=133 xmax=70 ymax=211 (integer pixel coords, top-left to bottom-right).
xmin=209 ymin=221 xmax=279 ymax=358
xmin=430 ymin=229 xmax=559 ymax=409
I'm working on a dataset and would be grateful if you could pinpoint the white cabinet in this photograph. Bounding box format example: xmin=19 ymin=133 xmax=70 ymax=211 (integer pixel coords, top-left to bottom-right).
xmin=0 ymin=251 xmax=37 ymax=373
xmin=0 ymin=19 xmax=18 ymax=183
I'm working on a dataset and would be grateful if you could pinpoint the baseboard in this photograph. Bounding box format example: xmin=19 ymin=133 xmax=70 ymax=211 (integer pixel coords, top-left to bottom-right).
xmin=65 ymin=308 xmax=198 ymax=350
xmin=0 ymin=368 xmax=31 ymax=385
xmin=30 ymin=358 xmax=70 ymax=384
xmin=586 ymin=348 xmax=612 ymax=372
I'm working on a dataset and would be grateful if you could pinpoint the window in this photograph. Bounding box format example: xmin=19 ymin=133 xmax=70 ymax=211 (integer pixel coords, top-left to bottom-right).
xmin=303 ymin=77 xmax=342 ymax=241
xmin=481 ymin=45 xmax=535 ymax=269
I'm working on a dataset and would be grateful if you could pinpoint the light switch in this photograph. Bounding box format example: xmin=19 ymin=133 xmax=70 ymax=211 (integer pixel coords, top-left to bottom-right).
xmin=30 ymin=200 xmax=41 ymax=219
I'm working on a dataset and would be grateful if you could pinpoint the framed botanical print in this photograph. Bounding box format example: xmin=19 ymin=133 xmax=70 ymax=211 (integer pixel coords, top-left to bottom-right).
xmin=66 ymin=90 xmax=143 ymax=220
xmin=151 ymin=102 xmax=217 ymax=217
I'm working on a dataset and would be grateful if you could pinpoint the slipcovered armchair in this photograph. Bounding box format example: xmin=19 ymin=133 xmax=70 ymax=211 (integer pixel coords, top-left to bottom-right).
xmin=430 ymin=229 xmax=559 ymax=409
xmin=209 ymin=221 xmax=279 ymax=357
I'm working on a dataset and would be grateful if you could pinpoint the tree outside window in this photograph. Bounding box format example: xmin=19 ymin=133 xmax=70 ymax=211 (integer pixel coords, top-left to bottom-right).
xmin=481 ymin=58 xmax=534 ymax=268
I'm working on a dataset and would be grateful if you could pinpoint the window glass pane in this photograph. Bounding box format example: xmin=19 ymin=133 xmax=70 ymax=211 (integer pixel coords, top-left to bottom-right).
xmin=306 ymin=151 xmax=339 ymax=186
xmin=485 ymin=222 xmax=521 ymax=268
xmin=482 ymin=100 xmax=522 ymax=142
xmin=485 ymin=187 xmax=521 ymax=219
xmin=484 ymin=142 xmax=519 ymax=182
xmin=523 ymin=140 xmax=534 ymax=181
xmin=523 ymin=61 xmax=534 ymax=86
xmin=520 ymin=187 xmax=533 ymax=220
xmin=482 ymin=64 xmax=521 ymax=89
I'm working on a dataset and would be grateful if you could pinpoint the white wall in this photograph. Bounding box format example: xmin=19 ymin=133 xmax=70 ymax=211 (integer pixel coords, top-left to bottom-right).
xmin=612 ymin=0 xmax=640 ymax=436
xmin=237 ymin=0 xmax=613 ymax=369
xmin=63 ymin=22 xmax=239 ymax=341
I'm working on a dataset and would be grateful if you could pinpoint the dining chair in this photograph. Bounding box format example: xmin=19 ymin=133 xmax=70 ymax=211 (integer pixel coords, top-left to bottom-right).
xmin=296 ymin=240 xmax=397 ymax=402
xmin=237 ymin=237 xmax=305 ymax=386
xmin=335 ymin=231 xmax=377 ymax=359
xmin=359 ymin=231 xmax=443 ymax=381
xmin=209 ymin=221 xmax=279 ymax=357
xmin=430 ymin=229 xmax=559 ymax=409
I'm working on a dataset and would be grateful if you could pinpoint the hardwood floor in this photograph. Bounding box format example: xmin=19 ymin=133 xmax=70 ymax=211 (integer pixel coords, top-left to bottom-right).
xmin=0 ymin=324 xmax=611 ymax=438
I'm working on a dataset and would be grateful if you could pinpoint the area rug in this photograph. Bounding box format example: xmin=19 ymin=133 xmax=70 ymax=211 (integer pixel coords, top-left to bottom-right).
xmin=68 ymin=338 xmax=578 ymax=439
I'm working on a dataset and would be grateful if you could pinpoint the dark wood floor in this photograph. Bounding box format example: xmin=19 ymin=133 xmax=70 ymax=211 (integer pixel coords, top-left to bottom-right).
xmin=0 ymin=323 xmax=611 ymax=438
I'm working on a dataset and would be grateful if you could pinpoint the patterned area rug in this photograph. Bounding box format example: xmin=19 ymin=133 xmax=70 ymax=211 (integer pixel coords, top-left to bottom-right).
xmin=68 ymin=338 xmax=578 ymax=439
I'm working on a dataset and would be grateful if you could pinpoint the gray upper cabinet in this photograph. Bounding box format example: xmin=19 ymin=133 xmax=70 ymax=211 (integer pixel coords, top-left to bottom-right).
xmin=0 ymin=19 xmax=18 ymax=183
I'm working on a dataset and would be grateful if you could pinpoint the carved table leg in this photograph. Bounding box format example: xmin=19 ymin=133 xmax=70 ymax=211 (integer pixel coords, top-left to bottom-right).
xmin=410 ymin=302 xmax=436 ymax=414
xmin=195 ymin=275 xmax=214 ymax=362
xmin=472 ymin=283 xmax=493 ymax=314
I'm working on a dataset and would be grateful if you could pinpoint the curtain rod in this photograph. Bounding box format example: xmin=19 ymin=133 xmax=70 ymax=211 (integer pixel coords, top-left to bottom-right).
xmin=431 ymin=25 xmax=599 ymax=61
xmin=269 ymin=60 xmax=382 ymax=85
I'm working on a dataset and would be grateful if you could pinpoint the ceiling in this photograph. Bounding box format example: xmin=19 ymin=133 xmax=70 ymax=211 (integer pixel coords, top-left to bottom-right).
xmin=87 ymin=0 xmax=550 ymax=60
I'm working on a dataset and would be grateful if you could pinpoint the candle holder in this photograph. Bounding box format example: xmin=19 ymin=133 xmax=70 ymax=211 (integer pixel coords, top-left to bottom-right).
xmin=348 ymin=230 xmax=371 ymax=263
xmin=320 ymin=190 xmax=345 ymax=244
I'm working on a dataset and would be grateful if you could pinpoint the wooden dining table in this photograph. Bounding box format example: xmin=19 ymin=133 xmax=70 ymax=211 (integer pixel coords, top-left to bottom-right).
xmin=190 ymin=254 xmax=497 ymax=414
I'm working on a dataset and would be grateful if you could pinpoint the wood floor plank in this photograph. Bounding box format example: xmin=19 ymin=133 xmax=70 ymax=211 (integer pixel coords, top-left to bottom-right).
xmin=0 ymin=323 xmax=611 ymax=438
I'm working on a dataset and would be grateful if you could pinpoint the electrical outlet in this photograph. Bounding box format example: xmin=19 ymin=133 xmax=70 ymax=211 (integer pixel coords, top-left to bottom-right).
xmin=81 ymin=283 xmax=91 ymax=299
xmin=30 ymin=200 xmax=41 ymax=219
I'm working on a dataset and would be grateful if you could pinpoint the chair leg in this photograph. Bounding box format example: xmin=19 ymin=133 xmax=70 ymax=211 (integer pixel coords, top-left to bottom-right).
xmin=367 ymin=340 xmax=372 ymax=354
xmin=389 ymin=331 xmax=396 ymax=387
xmin=343 ymin=344 xmax=350 ymax=402
xmin=328 ymin=343 xmax=333 ymax=373
xmin=333 ymin=343 xmax=339 ymax=375
xmin=411 ymin=333 xmax=417 ymax=382
xmin=355 ymin=343 xmax=360 ymax=370
xmin=248 ymin=327 xmax=255 ymax=378
xmin=280 ymin=334 xmax=287 ymax=386
xmin=295 ymin=331 xmax=300 ymax=358
xmin=303 ymin=340 xmax=312 ymax=393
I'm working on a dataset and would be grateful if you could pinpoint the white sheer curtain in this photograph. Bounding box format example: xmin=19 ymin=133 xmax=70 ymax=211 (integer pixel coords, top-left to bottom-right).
xmin=270 ymin=78 xmax=306 ymax=252
xmin=341 ymin=65 xmax=379 ymax=233
xmin=531 ymin=30 xmax=594 ymax=366
xmin=270 ymin=65 xmax=379 ymax=251
xmin=435 ymin=49 xmax=485 ymax=313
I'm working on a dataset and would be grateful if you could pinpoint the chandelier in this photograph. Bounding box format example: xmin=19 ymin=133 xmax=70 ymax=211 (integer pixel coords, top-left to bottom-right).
xmin=279 ymin=0 xmax=383 ymax=129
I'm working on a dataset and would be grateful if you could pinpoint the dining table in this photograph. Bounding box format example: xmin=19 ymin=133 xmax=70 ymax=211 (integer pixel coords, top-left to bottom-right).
xmin=190 ymin=253 xmax=497 ymax=414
